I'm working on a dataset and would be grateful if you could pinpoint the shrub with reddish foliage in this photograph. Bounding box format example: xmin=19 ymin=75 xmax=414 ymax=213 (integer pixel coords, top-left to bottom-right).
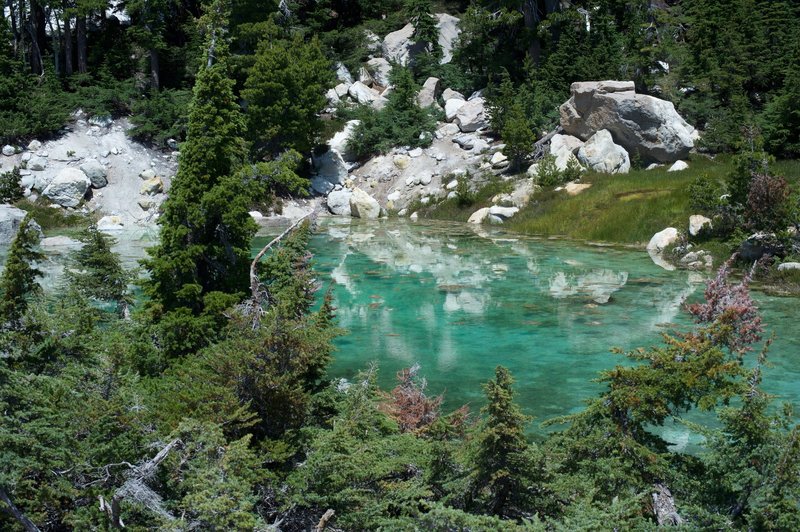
xmin=687 ymin=258 xmax=763 ymax=357
xmin=745 ymin=173 xmax=794 ymax=231
xmin=381 ymin=364 xmax=443 ymax=433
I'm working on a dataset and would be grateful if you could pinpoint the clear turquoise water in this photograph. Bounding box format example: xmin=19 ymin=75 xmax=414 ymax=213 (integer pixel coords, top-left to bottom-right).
xmin=3 ymin=218 xmax=797 ymax=443
xmin=281 ymin=219 xmax=800 ymax=436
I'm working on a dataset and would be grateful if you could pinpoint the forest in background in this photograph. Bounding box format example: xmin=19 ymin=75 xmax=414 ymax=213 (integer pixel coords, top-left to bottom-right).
xmin=2 ymin=0 xmax=800 ymax=529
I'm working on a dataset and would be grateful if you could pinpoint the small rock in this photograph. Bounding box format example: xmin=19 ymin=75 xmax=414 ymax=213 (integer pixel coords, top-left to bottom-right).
xmin=409 ymin=211 xmax=419 ymax=221
xmin=778 ymin=262 xmax=800 ymax=272
xmin=392 ymin=155 xmax=411 ymax=170
xmin=27 ymin=140 xmax=42 ymax=151
xmin=387 ymin=190 xmax=401 ymax=202
xmin=668 ymin=160 xmax=689 ymax=172
xmin=408 ymin=147 xmax=423 ymax=158
xmin=646 ymin=163 xmax=662 ymax=170
xmin=167 ymin=138 xmax=179 ymax=150
xmin=490 ymin=151 xmax=508 ymax=167
xmin=417 ymin=77 xmax=441 ymax=108
xmin=97 ymin=215 xmax=124 ymax=230
xmin=419 ymin=173 xmax=432 ymax=186
xmin=564 ymin=182 xmax=592 ymax=195
xmin=446 ymin=179 xmax=458 ymax=190
xmin=2 ymin=145 xmax=15 ymax=156
xmin=139 ymin=169 xmax=156 ymax=180
xmin=248 ymin=211 xmax=264 ymax=220
xmin=138 ymin=199 xmax=156 ymax=210
xmin=28 ymin=157 xmax=47 ymax=171
xmin=140 ymin=176 xmax=164 ymax=195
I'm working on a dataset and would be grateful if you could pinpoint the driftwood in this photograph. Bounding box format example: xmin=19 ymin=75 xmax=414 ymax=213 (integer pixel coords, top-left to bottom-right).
xmin=652 ymin=483 xmax=683 ymax=526
xmin=0 ymin=487 xmax=40 ymax=532
xmin=530 ymin=126 xmax=564 ymax=162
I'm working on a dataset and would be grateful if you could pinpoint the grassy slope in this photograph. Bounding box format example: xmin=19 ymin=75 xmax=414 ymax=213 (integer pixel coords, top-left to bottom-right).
xmin=425 ymin=156 xmax=800 ymax=246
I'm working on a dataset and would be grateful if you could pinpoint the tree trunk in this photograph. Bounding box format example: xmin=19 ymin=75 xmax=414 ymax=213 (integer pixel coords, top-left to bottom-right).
xmin=149 ymin=47 xmax=160 ymax=89
xmin=76 ymin=14 xmax=87 ymax=73
xmin=32 ymin=0 xmax=48 ymax=58
xmin=0 ymin=487 xmax=41 ymax=532
xmin=64 ymin=12 xmax=73 ymax=75
xmin=8 ymin=0 xmax=19 ymax=53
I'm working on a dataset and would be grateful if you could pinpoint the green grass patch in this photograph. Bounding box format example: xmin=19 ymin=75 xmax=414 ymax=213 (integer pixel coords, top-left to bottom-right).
xmin=15 ymin=198 xmax=90 ymax=235
xmin=503 ymin=155 xmax=734 ymax=244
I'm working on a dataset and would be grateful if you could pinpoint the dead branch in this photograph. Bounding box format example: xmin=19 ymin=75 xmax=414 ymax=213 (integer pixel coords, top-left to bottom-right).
xmin=102 ymin=439 xmax=183 ymax=527
xmin=530 ymin=126 xmax=564 ymax=162
xmin=313 ymin=509 xmax=335 ymax=531
xmin=0 ymin=486 xmax=40 ymax=532
xmin=249 ymin=211 xmax=317 ymax=299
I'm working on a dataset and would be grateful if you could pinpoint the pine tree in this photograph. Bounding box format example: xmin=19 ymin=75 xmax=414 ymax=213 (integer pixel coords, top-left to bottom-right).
xmin=142 ymin=0 xmax=256 ymax=357
xmin=0 ymin=215 xmax=43 ymax=328
xmin=67 ymin=224 xmax=132 ymax=315
xmin=243 ymin=34 xmax=333 ymax=158
xmin=470 ymin=366 xmax=540 ymax=519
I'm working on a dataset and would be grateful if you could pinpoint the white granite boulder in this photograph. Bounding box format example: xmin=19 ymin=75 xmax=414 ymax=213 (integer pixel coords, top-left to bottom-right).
xmin=42 ymin=167 xmax=90 ymax=207
xmin=577 ymin=129 xmax=630 ymax=174
xmin=349 ymin=187 xmax=382 ymax=219
xmin=560 ymin=81 xmax=695 ymax=163
xmin=0 ymin=204 xmax=42 ymax=243
xmin=79 ymin=159 xmax=108 ymax=188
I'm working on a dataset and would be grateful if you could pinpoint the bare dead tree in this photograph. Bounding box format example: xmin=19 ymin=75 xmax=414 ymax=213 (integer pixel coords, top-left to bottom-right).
xmin=652 ymin=483 xmax=683 ymax=526
xmin=0 ymin=487 xmax=41 ymax=532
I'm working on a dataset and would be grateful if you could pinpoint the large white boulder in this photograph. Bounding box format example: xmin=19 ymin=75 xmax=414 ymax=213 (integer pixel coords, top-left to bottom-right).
xmin=550 ymin=134 xmax=585 ymax=172
xmin=383 ymin=23 xmax=422 ymax=66
xmin=445 ymin=98 xmax=467 ymax=121
xmin=0 ymin=204 xmax=42 ymax=243
xmin=42 ymin=167 xmax=90 ymax=207
xmin=334 ymin=62 xmax=353 ymax=84
xmin=329 ymin=120 xmax=361 ymax=163
xmin=436 ymin=13 xmax=461 ymax=64
xmin=560 ymin=81 xmax=695 ymax=163
xmin=327 ymin=188 xmax=353 ymax=216
xmin=79 ymin=159 xmax=108 ymax=188
xmin=417 ymin=77 xmax=441 ymax=108
xmin=442 ymin=88 xmax=465 ymax=102
xmin=577 ymin=129 xmax=630 ymax=174
xmin=349 ymin=187 xmax=382 ymax=219
xmin=467 ymin=207 xmax=490 ymax=224
xmin=454 ymin=97 xmax=488 ymax=132
xmin=689 ymin=214 xmax=712 ymax=237
xmin=647 ymin=227 xmax=680 ymax=254
xmin=311 ymin=149 xmax=348 ymax=195
xmin=382 ymin=14 xmax=461 ymax=66
xmin=646 ymin=227 xmax=680 ymax=271
xmin=348 ymin=81 xmax=382 ymax=106
xmin=366 ymin=57 xmax=392 ymax=87
xmin=668 ymin=160 xmax=689 ymax=172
